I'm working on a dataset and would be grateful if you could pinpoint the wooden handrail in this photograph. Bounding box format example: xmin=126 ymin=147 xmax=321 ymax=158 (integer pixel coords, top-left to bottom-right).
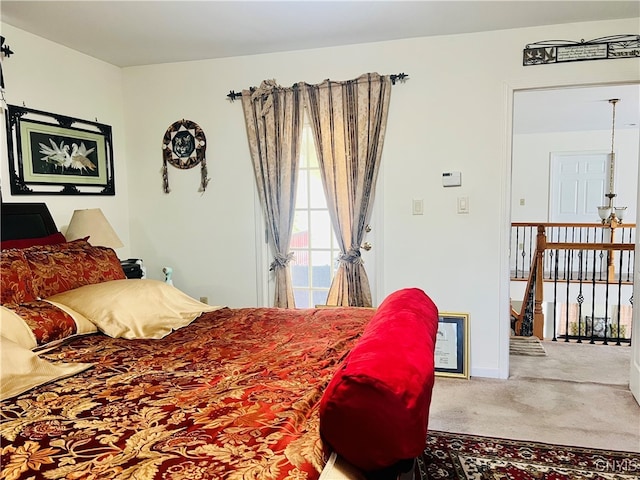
xmin=511 ymin=222 xmax=637 ymax=228
xmin=545 ymin=242 xmax=634 ymax=251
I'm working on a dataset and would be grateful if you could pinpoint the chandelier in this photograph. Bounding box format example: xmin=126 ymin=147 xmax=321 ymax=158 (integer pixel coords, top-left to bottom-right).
xmin=597 ymin=98 xmax=627 ymax=225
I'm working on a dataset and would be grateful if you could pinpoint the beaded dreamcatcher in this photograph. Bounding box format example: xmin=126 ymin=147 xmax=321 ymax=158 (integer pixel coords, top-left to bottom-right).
xmin=161 ymin=119 xmax=209 ymax=193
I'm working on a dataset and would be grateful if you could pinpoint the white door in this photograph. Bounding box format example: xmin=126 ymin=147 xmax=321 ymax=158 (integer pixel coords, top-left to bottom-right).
xmin=549 ymin=152 xmax=608 ymax=223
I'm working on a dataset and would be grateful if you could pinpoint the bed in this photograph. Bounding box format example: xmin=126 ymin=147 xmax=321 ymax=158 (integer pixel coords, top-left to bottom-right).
xmin=0 ymin=202 xmax=439 ymax=480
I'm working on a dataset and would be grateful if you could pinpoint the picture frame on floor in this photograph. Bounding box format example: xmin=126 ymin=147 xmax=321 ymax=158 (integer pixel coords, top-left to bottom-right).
xmin=435 ymin=312 xmax=469 ymax=379
xmin=5 ymin=105 xmax=115 ymax=195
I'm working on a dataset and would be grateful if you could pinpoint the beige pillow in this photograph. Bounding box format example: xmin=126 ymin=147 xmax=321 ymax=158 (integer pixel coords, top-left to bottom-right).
xmin=47 ymin=279 xmax=222 ymax=339
xmin=0 ymin=336 xmax=92 ymax=401
xmin=0 ymin=306 xmax=37 ymax=350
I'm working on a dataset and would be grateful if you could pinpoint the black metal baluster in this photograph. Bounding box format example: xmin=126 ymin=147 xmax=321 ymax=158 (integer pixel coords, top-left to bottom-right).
xmin=548 ymin=227 xmax=556 ymax=280
xmin=615 ymin=250 xmax=624 ymax=346
xmin=625 ymin=228 xmax=633 ymax=282
xmin=603 ymin=262 xmax=611 ymax=346
xmin=565 ymin=247 xmax=572 ymax=341
xmin=528 ymin=226 xmax=533 ymax=278
xmin=515 ymin=226 xmax=521 ymax=278
xmin=586 ymin=227 xmax=592 ymax=282
xmin=590 ymin=249 xmax=598 ymax=344
xmin=576 ymin=248 xmax=584 ymax=343
xmin=553 ymin=249 xmax=562 ymax=342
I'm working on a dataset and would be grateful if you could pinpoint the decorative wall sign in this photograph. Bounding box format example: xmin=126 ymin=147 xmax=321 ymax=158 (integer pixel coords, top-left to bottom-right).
xmin=523 ymin=34 xmax=640 ymax=66
xmin=161 ymin=119 xmax=209 ymax=193
xmin=5 ymin=105 xmax=115 ymax=195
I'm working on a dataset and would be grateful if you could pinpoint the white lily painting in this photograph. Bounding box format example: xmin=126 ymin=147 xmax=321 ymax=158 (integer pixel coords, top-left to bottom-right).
xmin=38 ymin=138 xmax=96 ymax=174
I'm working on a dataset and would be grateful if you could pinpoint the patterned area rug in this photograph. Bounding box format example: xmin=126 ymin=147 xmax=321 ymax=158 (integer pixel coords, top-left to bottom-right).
xmin=510 ymin=335 xmax=547 ymax=356
xmin=416 ymin=431 xmax=639 ymax=479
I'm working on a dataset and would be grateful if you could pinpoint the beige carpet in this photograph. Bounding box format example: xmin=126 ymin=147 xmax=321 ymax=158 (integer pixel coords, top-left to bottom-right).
xmin=509 ymin=336 xmax=546 ymax=356
xmin=429 ymin=342 xmax=638 ymax=453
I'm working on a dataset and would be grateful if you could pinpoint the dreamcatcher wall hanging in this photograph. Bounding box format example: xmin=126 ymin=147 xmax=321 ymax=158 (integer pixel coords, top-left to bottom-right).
xmin=161 ymin=119 xmax=209 ymax=193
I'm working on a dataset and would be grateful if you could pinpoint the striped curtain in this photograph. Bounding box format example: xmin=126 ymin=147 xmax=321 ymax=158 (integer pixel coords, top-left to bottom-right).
xmin=301 ymin=73 xmax=392 ymax=307
xmin=241 ymin=80 xmax=304 ymax=308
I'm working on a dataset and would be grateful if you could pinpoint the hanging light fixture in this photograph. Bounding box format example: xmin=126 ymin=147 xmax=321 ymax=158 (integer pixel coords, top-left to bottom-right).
xmin=597 ymin=98 xmax=627 ymax=225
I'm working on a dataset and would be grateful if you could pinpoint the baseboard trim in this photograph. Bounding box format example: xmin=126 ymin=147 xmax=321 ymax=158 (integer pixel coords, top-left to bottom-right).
xmin=630 ymin=357 xmax=640 ymax=406
xmin=470 ymin=367 xmax=504 ymax=379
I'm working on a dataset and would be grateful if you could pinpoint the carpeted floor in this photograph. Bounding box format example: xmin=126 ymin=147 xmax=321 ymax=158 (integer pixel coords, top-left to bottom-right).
xmin=415 ymin=430 xmax=640 ymax=479
xmin=509 ymin=335 xmax=546 ymax=356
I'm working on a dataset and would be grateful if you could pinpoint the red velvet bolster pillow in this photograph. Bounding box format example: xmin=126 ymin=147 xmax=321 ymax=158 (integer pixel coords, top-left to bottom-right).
xmin=319 ymin=288 xmax=439 ymax=472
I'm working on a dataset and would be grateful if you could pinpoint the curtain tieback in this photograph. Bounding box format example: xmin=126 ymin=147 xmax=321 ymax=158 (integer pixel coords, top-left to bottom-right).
xmin=270 ymin=252 xmax=294 ymax=271
xmin=338 ymin=248 xmax=363 ymax=265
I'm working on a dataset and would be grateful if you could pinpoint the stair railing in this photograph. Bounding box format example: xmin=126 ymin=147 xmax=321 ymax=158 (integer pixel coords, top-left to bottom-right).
xmin=512 ymin=224 xmax=634 ymax=341
xmin=512 ymin=226 xmax=545 ymax=338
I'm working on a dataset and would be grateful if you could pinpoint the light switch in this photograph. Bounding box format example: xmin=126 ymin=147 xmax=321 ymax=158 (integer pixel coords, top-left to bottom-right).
xmin=457 ymin=196 xmax=469 ymax=214
xmin=412 ymin=199 xmax=424 ymax=215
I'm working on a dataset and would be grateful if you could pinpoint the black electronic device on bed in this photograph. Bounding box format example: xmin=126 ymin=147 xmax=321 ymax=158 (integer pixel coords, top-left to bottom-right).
xmin=120 ymin=258 xmax=144 ymax=279
xmin=1 ymin=202 xmax=59 ymax=241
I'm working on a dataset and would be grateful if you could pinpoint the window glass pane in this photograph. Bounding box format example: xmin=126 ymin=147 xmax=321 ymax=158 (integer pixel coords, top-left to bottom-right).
xmin=311 ymin=251 xmax=332 ymax=288
xmin=312 ymin=250 xmax=332 ymax=266
xmin=299 ymin=128 xmax=312 ymax=168
xmin=296 ymin=173 xmax=308 ymax=209
xmin=310 ymin=211 xmax=331 ymax=248
xmin=294 ymin=289 xmax=310 ymax=308
xmin=291 ymin=250 xmax=308 ymax=267
xmin=288 ymin=118 xmax=339 ymax=309
xmin=309 ymin=170 xmax=325 ymax=208
xmin=291 ymin=212 xmax=309 ymax=249
xmin=312 ymin=266 xmax=332 ymax=288
xmin=312 ymin=289 xmax=329 ymax=307
xmin=291 ymin=262 xmax=309 ymax=287
xmin=307 ymin=145 xmax=319 ymax=168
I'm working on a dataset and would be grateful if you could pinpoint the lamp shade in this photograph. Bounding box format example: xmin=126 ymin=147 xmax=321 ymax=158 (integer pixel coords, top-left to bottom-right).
xmin=65 ymin=208 xmax=123 ymax=248
xmin=614 ymin=207 xmax=627 ymax=222
xmin=597 ymin=206 xmax=612 ymax=222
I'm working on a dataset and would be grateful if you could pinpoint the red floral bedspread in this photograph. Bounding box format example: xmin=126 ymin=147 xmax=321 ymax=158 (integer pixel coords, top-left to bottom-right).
xmin=1 ymin=307 xmax=375 ymax=480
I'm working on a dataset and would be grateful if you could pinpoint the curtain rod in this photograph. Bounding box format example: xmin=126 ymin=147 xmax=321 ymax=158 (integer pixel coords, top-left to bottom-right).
xmin=226 ymin=72 xmax=408 ymax=101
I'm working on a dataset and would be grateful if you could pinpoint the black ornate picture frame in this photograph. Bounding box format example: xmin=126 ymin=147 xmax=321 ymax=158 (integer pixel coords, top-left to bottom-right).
xmin=5 ymin=105 xmax=115 ymax=195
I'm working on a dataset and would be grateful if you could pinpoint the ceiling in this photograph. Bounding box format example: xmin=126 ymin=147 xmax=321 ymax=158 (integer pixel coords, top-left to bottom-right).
xmin=2 ymin=1 xmax=639 ymax=68
xmin=1 ymin=1 xmax=638 ymax=133
xmin=514 ymin=84 xmax=639 ymax=134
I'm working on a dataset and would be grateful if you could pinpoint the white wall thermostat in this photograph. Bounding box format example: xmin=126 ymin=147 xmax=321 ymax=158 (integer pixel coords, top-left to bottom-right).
xmin=442 ymin=171 xmax=462 ymax=187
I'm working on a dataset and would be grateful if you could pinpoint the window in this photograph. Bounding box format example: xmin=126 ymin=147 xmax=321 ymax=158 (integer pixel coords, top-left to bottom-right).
xmin=290 ymin=118 xmax=339 ymax=307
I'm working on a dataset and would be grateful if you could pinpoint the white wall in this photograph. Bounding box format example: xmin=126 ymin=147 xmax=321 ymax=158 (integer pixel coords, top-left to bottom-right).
xmin=0 ymin=24 xmax=132 ymax=258
xmin=512 ymin=129 xmax=639 ymax=222
xmin=3 ymin=18 xmax=639 ymax=379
